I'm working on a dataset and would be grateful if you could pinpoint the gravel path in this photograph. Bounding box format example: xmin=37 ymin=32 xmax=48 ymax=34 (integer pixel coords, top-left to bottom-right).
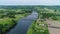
xmin=46 ymin=20 xmax=60 ymax=34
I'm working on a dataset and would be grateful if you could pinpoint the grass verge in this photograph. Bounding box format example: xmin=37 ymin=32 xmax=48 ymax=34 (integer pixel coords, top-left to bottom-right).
xmin=27 ymin=19 xmax=50 ymax=34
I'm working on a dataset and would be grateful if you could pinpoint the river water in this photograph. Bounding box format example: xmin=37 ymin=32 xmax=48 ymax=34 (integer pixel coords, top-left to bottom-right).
xmin=6 ymin=11 xmax=38 ymax=34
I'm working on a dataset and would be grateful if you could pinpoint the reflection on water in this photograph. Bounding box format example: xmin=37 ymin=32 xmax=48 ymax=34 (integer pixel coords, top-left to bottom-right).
xmin=6 ymin=11 xmax=38 ymax=34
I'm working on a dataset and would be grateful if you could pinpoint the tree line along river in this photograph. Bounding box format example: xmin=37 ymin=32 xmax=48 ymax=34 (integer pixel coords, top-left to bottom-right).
xmin=6 ymin=11 xmax=38 ymax=34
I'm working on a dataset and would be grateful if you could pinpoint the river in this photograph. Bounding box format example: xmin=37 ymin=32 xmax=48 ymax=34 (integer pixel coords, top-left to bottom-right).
xmin=6 ymin=11 xmax=38 ymax=34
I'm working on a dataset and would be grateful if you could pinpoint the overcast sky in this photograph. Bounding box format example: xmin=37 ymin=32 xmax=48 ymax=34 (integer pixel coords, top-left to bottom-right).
xmin=0 ymin=0 xmax=60 ymax=5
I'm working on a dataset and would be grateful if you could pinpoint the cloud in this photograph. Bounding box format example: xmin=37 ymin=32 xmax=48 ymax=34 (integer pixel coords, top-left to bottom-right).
xmin=0 ymin=0 xmax=60 ymax=5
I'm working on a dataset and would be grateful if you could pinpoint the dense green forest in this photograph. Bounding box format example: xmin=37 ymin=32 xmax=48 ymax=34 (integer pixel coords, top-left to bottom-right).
xmin=0 ymin=6 xmax=32 ymax=34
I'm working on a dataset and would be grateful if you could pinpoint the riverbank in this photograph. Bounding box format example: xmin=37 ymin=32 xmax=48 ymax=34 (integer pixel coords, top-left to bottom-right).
xmin=0 ymin=13 xmax=29 ymax=34
xmin=27 ymin=18 xmax=50 ymax=34
xmin=6 ymin=11 xmax=38 ymax=34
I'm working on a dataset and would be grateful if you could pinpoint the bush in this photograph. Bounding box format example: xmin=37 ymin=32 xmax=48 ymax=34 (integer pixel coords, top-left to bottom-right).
xmin=51 ymin=16 xmax=57 ymax=20
xmin=9 ymin=15 xmax=15 ymax=18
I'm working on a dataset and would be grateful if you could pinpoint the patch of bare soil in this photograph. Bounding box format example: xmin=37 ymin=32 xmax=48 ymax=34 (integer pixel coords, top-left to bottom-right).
xmin=46 ymin=20 xmax=60 ymax=34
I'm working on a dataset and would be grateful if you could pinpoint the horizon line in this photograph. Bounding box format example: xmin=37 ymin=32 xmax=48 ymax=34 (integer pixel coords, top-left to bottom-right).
xmin=0 ymin=4 xmax=60 ymax=6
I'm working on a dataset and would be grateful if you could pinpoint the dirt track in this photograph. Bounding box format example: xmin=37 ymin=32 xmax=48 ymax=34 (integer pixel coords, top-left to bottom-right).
xmin=46 ymin=20 xmax=60 ymax=34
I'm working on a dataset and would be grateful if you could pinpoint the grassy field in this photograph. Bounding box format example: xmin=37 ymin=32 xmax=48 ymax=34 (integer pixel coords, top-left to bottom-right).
xmin=27 ymin=18 xmax=50 ymax=34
